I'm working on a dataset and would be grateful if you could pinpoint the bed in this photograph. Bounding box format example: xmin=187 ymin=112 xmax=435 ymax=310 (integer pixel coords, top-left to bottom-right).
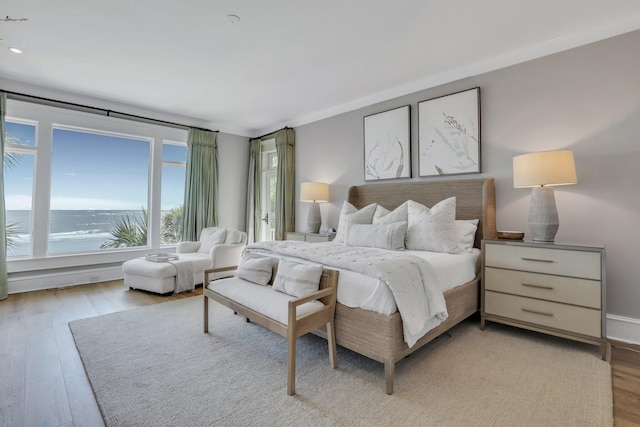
xmin=249 ymin=178 xmax=496 ymax=394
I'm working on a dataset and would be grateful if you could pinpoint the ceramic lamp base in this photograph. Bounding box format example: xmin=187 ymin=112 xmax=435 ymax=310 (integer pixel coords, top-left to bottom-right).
xmin=528 ymin=186 xmax=559 ymax=242
xmin=306 ymin=202 xmax=321 ymax=233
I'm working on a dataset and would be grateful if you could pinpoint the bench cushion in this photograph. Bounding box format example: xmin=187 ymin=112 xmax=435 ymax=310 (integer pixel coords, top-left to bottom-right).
xmin=208 ymin=278 xmax=324 ymax=326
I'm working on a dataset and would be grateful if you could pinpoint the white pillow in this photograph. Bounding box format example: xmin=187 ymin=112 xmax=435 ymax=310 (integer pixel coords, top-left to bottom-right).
xmin=236 ymin=255 xmax=273 ymax=286
xmin=456 ymin=219 xmax=479 ymax=253
xmin=372 ymin=201 xmax=408 ymax=225
xmin=346 ymin=222 xmax=407 ymax=250
xmin=224 ymin=229 xmax=243 ymax=245
xmin=406 ymin=198 xmax=459 ymax=254
xmin=335 ymin=202 xmax=377 ymax=243
xmin=272 ymin=259 xmax=323 ymax=298
xmin=198 ymin=227 xmax=227 ymax=254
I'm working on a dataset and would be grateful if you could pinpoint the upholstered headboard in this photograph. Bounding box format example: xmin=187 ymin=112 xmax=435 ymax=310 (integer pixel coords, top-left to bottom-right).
xmin=347 ymin=178 xmax=497 ymax=249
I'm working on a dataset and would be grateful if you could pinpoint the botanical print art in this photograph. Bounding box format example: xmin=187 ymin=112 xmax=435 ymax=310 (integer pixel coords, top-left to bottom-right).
xmin=418 ymin=88 xmax=480 ymax=176
xmin=363 ymin=105 xmax=411 ymax=181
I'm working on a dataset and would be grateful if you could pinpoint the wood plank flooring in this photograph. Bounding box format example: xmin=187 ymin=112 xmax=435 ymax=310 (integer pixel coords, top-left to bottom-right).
xmin=0 ymin=280 xmax=638 ymax=426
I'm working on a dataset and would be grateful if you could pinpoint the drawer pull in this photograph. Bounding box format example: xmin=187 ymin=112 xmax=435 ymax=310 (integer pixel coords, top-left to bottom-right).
xmin=521 ymin=308 xmax=554 ymax=317
xmin=521 ymin=283 xmax=554 ymax=290
xmin=521 ymin=257 xmax=554 ymax=263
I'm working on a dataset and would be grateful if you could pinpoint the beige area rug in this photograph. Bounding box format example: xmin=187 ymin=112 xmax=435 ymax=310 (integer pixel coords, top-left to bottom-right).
xmin=69 ymin=297 xmax=613 ymax=427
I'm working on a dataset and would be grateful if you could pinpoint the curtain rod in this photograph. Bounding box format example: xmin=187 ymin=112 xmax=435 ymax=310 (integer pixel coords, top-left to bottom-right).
xmin=254 ymin=126 xmax=292 ymax=141
xmin=1 ymin=89 xmax=216 ymax=133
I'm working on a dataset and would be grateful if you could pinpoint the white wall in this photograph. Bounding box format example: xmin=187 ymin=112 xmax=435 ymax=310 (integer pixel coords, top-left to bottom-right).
xmin=295 ymin=30 xmax=640 ymax=336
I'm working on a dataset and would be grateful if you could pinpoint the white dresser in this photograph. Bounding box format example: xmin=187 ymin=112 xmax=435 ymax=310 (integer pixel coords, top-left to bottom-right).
xmin=481 ymin=240 xmax=608 ymax=360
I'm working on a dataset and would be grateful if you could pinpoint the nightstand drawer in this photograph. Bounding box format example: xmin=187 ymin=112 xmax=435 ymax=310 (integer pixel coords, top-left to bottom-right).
xmin=485 ymin=244 xmax=600 ymax=280
xmin=484 ymin=291 xmax=601 ymax=338
xmin=484 ymin=267 xmax=601 ymax=308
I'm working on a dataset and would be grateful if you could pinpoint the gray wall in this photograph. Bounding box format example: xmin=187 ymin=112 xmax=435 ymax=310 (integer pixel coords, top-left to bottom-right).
xmin=217 ymin=132 xmax=250 ymax=231
xmin=295 ymin=30 xmax=640 ymax=321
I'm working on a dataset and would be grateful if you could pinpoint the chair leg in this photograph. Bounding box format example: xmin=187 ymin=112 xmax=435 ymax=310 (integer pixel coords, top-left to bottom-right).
xmin=203 ymin=296 xmax=209 ymax=333
xmin=327 ymin=321 xmax=337 ymax=369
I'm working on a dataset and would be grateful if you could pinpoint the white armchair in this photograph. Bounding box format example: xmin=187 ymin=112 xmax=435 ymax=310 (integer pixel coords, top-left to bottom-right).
xmin=176 ymin=227 xmax=247 ymax=281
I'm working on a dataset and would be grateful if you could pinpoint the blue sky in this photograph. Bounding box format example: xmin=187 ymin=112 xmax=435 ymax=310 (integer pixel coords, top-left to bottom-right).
xmin=5 ymin=122 xmax=185 ymax=210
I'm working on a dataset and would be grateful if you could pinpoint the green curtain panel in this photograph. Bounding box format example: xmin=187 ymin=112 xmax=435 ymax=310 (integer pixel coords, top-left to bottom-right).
xmin=274 ymin=128 xmax=295 ymax=241
xmin=182 ymin=129 xmax=219 ymax=242
xmin=0 ymin=93 xmax=8 ymax=300
xmin=245 ymin=138 xmax=262 ymax=243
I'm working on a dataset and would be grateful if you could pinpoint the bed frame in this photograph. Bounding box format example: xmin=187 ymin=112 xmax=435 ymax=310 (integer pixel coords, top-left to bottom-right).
xmin=313 ymin=178 xmax=497 ymax=394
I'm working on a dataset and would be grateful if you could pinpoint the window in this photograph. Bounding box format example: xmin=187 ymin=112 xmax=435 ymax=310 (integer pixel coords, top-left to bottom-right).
xmin=3 ymin=99 xmax=188 ymax=263
xmin=4 ymin=120 xmax=37 ymax=257
xmin=161 ymin=141 xmax=187 ymax=244
xmin=49 ymin=127 xmax=151 ymax=253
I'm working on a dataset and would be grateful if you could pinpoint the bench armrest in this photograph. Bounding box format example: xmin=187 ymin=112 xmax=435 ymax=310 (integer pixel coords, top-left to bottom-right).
xmin=204 ymin=265 xmax=238 ymax=283
xmin=289 ymin=287 xmax=335 ymax=309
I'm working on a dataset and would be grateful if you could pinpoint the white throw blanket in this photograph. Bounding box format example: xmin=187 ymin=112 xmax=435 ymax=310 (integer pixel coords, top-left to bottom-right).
xmin=245 ymin=241 xmax=448 ymax=347
xmin=169 ymin=259 xmax=195 ymax=294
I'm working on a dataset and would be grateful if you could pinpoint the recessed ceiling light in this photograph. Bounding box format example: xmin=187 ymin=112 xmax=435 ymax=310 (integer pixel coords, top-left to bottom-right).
xmin=226 ymin=14 xmax=240 ymax=24
xmin=9 ymin=47 xmax=23 ymax=54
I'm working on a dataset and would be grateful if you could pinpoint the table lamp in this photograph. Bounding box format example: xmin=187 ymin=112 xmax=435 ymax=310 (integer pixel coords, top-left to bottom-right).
xmin=513 ymin=150 xmax=577 ymax=242
xmin=300 ymin=182 xmax=329 ymax=233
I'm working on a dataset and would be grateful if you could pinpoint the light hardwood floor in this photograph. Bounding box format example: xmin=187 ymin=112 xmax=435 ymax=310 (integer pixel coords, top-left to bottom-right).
xmin=1 ymin=280 xmax=639 ymax=426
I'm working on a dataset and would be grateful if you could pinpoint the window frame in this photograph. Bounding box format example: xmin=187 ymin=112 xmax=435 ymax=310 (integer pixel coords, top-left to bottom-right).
xmin=4 ymin=99 xmax=188 ymax=274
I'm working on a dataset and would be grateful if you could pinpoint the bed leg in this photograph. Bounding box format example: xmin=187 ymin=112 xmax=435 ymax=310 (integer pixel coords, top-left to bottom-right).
xmin=384 ymin=360 xmax=395 ymax=395
xmin=203 ymin=295 xmax=209 ymax=333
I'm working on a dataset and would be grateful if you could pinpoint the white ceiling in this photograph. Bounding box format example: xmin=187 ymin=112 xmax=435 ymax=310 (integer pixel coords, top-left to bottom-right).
xmin=2 ymin=1 xmax=640 ymax=137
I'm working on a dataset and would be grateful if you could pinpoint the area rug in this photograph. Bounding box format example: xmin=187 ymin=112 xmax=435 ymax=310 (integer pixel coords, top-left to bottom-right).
xmin=69 ymin=297 xmax=613 ymax=427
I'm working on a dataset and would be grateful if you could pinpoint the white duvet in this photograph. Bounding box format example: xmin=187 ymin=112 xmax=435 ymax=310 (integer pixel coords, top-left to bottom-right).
xmin=245 ymin=241 xmax=477 ymax=348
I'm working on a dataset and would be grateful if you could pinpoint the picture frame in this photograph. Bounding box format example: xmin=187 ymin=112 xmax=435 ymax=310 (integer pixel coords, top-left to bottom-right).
xmin=363 ymin=105 xmax=411 ymax=181
xmin=418 ymin=87 xmax=481 ymax=177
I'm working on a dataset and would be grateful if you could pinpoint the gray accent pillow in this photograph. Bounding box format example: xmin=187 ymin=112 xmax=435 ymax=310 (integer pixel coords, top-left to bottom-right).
xmin=272 ymin=259 xmax=323 ymax=297
xmin=346 ymin=222 xmax=407 ymax=250
xmin=236 ymin=255 xmax=273 ymax=286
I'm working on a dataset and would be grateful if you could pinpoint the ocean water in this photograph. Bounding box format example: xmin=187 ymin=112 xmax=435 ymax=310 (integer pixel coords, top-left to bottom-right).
xmin=6 ymin=210 xmax=147 ymax=256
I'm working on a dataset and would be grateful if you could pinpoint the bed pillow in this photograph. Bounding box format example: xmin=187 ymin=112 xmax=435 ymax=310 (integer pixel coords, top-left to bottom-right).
xmin=372 ymin=201 xmax=408 ymax=226
xmin=198 ymin=227 xmax=227 ymax=254
xmin=405 ymin=197 xmax=459 ymax=254
xmin=456 ymin=219 xmax=479 ymax=253
xmin=272 ymin=259 xmax=323 ymax=298
xmin=346 ymin=222 xmax=407 ymax=250
xmin=235 ymin=255 xmax=273 ymax=286
xmin=335 ymin=202 xmax=377 ymax=243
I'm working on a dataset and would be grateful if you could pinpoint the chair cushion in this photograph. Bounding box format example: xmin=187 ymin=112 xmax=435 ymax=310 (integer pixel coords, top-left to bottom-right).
xmin=198 ymin=227 xmax=227 ymax=254
xmin=208 ymin=278 xmax=324 ymax=326
xmin=224 ymin=229 xmax=244 ymax=245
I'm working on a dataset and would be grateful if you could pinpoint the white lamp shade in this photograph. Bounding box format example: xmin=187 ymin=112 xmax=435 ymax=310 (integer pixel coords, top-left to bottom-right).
xmin=300 ymin=182 xmax=329 ymax=202
xmin=513 ymin=150 xmax=577 ymax=188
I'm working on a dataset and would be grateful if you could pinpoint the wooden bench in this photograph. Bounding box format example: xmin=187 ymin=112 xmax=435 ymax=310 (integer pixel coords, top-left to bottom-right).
xmin=203 ymin=265 xmax=339 ymax=395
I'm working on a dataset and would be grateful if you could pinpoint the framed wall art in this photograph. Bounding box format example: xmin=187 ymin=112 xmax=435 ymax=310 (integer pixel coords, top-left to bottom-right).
xmin=363 ymin=105 xmax=411 ymax=181
xmin=418 ymin=87 xmax=480 ymax=177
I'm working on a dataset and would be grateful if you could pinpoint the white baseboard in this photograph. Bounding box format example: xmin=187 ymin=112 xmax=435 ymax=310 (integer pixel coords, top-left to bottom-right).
xmin=607 ymin=314 xmax=640 ymax=345
xmin=8 ymin=266 xmax=124 ymax=294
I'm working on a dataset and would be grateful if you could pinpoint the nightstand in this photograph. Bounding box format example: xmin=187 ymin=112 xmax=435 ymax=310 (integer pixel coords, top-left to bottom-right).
xmin=285 ymin=232 xmax=336 ymax=243
xmin=481 ymin=239 xmax=608 ymax=360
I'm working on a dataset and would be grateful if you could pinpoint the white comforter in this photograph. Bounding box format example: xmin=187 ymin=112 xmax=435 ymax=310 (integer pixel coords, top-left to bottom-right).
xmin=245 ymin=241 xmax=448 ymax=348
